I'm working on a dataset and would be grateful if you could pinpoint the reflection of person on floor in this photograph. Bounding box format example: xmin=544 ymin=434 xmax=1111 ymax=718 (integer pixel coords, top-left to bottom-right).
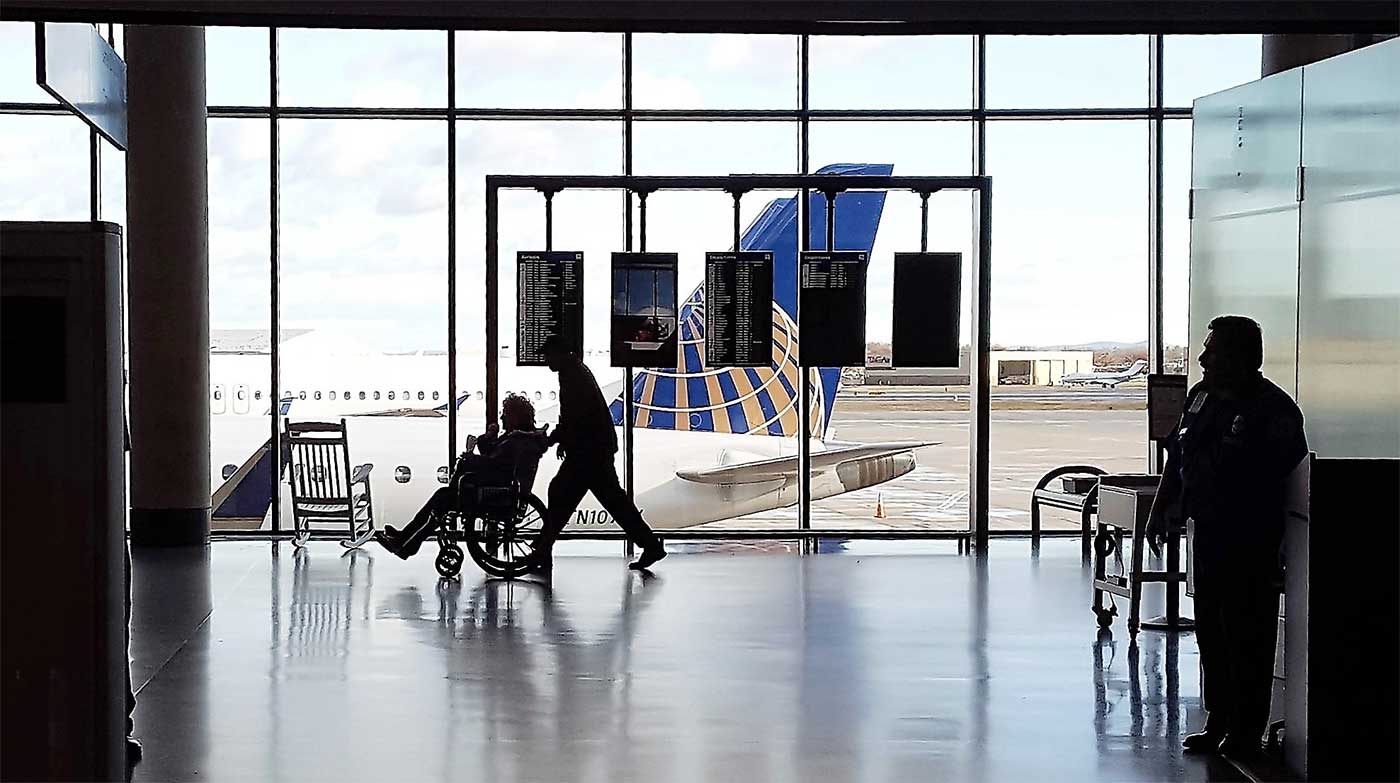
xmin=533 ymin=335 xmax=666 ymax=577
xmin=376 ymin=394 xmax=548 ymax=559
xmin=1146 ymin=315 xmax=1307 ymax=759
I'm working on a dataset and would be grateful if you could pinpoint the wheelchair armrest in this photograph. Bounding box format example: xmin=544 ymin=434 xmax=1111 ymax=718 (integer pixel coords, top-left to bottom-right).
xmin=351 ymin=463 xmax=374 ymax=484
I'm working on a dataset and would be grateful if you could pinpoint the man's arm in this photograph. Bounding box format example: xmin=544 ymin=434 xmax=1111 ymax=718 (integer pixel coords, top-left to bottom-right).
xmin=1146 ymin=451 xmax=1181 ymax=557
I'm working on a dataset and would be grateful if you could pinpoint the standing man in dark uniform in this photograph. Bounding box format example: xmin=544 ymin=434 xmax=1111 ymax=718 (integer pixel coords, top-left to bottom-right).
xmin=1147 ymin=315 xmax=1308 ymax=758
xmin=534 ymin=335 xmax=666 ymax=577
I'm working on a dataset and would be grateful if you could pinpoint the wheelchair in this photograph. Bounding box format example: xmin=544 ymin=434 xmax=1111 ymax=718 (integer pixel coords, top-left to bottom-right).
xmin=431 ymin=464 xmax=548 ymax=581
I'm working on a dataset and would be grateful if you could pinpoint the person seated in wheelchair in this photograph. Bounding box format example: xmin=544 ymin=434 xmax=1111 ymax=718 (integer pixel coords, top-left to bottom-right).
xmin=375 ymin=393 xmax=549 ymax=559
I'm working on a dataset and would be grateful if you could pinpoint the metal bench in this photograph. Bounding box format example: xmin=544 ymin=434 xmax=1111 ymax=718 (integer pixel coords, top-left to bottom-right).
xmin=1031 ymin=464 xmax=1107 ymax=559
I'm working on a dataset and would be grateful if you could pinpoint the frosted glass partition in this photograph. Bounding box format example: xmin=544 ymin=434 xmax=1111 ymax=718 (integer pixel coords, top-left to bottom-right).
xmin=1297 ymin=41 xmax=1400 ymax=458
xmin=1189 ymin=71 xmax=1303 ymax=392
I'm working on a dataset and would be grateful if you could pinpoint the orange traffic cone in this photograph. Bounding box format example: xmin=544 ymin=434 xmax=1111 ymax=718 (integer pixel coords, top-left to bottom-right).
xmin=874 ymin=493 xmax=887 ymax=519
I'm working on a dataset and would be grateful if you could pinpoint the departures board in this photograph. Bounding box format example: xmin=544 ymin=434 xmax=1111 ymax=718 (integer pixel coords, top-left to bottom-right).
xmin=705 ymin=251 xmax=773 ymax=367
xmin=892 ymin=252 xmax=962 ymax=368
xmin=798 ymin=251 xmax=867 ymax=368
xmin=516 ymin=251 xmax=583 ymax=366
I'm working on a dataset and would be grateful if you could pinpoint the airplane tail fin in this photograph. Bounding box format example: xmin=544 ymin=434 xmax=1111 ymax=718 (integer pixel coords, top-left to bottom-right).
xmin=611 ymin=163 xmax=891 ymax=439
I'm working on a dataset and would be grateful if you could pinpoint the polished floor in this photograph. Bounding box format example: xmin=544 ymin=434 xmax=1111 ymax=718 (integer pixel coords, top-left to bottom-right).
xmin=129 ymin=539 xmax=1245 ymax=782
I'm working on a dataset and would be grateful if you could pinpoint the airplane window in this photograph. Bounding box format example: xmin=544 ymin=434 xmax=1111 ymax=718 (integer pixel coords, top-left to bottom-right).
xmin=359 ymin=391 xmax=366 ymax=400
xmin=550 ymin=391 xmax=557 ymax=401
xmin=403 ymin=390 xmax=410 ymax=400
xmin=213 ymin=388 xmax=223 ymax=401
xmin=373 ymin=391 xmax=380 ymax=400
xmin=236 ymin=388 xmax=246 ymax=401
xmin=311 ymin=465 xmax=325 ymax=482
xmin=534 ymin=391 xmax=542 ymax=401
xmin=436 ymin=465 xmax=449 ymax=484
xmin=344 ymin=390 xmax=350 ymax=400
xmin=432 ymin=391 xmax=440 ymax=401
xmin=299 ymin=391 xmax=307 ymax=400
xmin=314 ymin=391 xmax=322 ymax=400
xmin=476 ymin=391 xmax=483 ymax=400
xmin=417 ymin=391 xmax=425 ymax=401
xmin=388 ymin=391 xmax=395 ymax=400
xmin=394 ymin=466 xmax=411 ymax=484
xmin=329 ymin=391 xmax=337 ymax=400
xmin=255 ymin=391 xmax=263 ymax=400
xmin=221 ymin=464 xmax=237 ymax=480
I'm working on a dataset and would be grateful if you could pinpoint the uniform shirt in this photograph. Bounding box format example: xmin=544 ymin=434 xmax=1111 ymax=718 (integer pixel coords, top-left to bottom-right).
xmin=1168 ymin=374 xmax=1307 ymax=553
xmin=554 ymin=361 xmax=618 ymax=456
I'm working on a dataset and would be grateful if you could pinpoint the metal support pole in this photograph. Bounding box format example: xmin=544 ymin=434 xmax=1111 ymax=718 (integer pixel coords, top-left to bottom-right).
xmin=1147 ymin=34 xmax=1167 ymax=474
xmin=971 ymin=183 xmax=992 ymax=552
xmin=269 ymin=27 xmax=281 ymax=534
xmin=824 ymin=190 xmax=837 ymax=251
xmin=89 ymin=127 xmax=100 ymax=221
xmin=731 ymin=190 xmax=743 ymax=248
xmin=485 ymin=184 xmax=498 ymax=422
xmin=919 ymin=191 xmax=931 ymax=253
xmin=798 ymin=35 xmax=812 ymax=550
xmin=446 ymin=29 xmax=458 ymax=464
xmin=543 ymin=190 xmax=554 ymax=251
xmin=624 ymin=191 xmax=649 ymax=558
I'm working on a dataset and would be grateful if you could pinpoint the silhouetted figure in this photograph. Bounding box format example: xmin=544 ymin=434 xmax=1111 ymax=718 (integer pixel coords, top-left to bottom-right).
xmin=1146 ymin=315 xmax=1307 ymax=759
xmin=376 ymin=394 xmax=548 ymax=559
xmin=533 ymin=336 xmax=666 ymax=576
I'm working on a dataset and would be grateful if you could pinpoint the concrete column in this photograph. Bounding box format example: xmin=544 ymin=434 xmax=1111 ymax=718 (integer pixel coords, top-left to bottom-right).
xmin=1262 ymin=34 xmax=1391 ymax=76
xmin=126 ymin=26 xmax=210 ymax=546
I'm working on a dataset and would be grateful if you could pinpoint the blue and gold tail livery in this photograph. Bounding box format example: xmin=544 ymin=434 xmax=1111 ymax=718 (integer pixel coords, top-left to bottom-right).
xmin=611 ymin=163 xmax=892 ymax=439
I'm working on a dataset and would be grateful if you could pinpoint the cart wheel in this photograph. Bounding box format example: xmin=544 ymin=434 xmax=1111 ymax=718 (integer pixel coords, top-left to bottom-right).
xmin=1095 ymin=605 xmax=1117 ymax=629
xmin=435 ymin=542 xmax=464 ymax=578
xmin=467 ymin=494 xmax=547 ymax=580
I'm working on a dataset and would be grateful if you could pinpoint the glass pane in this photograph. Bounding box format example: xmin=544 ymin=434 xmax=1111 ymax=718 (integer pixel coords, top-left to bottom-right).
xmin=207 ymin=119 xmax=272 ymax=528
xmin=988 ymin=120 xmax=1149 ymax=531
xmin=278 ymin=29 xmax=446 ymax=107
xmin=633 ymin=34 xmax=797 ymax=109
xmin=0 ymin=114 xmax=90 ymax=220
xmin=810 ymin=35 xmax=973 ymax=109
xmin=1163 ymin=120 xmax=1191 ymax=372
xmin=1 ymin=21 xmax=55 ymax=103
xmin=1164 ymin=35 xmax=1261 ymax=107
xmin=987 ymin=35 xmax=1149 ymax=109
xmin=808 ymin=122 xmax=975 ymax=532
xmin=207 ymin=26 xmax=269 ymax=106
xmin=456 ymin=31 xmax=620 ymax=108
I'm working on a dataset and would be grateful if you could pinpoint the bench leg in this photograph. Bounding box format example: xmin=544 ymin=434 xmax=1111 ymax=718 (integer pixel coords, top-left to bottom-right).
xmin=1128 ymin=524 xmax=1145 ymax=635
xmin=1081 ymin=505 xmax=1094 ymax=563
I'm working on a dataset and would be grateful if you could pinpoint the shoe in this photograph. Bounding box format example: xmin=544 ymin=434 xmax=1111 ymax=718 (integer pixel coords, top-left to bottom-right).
xmin=1181 ymin=730 xmax=1226 ymax=754
xmin=629 ymin=547 xmax=666 ymax=571
xmin=373 ymin=531 xmax=412 ymax=560
xmin=126 ymin=736 xmax=143 ymax=765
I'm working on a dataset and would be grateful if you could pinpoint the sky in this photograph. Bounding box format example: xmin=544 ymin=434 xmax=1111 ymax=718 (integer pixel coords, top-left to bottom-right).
xmin=0 ymin=24 xmax=1262 ymax=352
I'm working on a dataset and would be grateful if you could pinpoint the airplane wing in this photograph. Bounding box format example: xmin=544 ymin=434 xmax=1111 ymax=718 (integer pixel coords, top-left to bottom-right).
xmin=676 ymin=441 xmax=935 ymax=485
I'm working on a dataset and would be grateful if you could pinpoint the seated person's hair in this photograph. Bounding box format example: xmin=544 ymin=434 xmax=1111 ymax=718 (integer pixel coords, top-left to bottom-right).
xmin=1207 ymin=314 xmax=1264 ymax=371
xmin=501 ymin=393 xmax=536 ymax=429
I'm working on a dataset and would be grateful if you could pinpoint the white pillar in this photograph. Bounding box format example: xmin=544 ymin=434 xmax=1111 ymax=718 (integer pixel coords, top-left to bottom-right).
xmin=126 ymin=25 xmax=210 ymax=545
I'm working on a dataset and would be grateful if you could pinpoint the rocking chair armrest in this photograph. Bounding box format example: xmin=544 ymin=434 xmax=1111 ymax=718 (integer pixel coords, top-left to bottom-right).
xmin=351 ymin=463 xmax=374 ymax=484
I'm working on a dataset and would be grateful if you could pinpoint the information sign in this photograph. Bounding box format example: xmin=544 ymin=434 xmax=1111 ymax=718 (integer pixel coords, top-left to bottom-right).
xmin=704 ymin=251 xmax=773 ymax=367
xmin=799 ymin=251 xmax=867 ymax=368
xmin=516 ymin=251 xmax=583 ymax=366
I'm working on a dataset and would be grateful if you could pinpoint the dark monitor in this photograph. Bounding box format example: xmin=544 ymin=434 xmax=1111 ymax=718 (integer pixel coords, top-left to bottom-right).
xmin=892 ymin=252 xmax=961 ymax=368
xmin=1148 ymin=373 xmax=1188 ymax=440
xmin=799 ymin=251 xmax=867 ymax=368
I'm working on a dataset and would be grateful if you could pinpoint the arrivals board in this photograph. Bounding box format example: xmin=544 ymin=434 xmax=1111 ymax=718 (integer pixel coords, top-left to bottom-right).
xmin=610 ymin=252 xmax=679 ymax=368
xmin=705 ymin=251 xmax=773 ymax=367
xmin=798 ymin=251 xmax=867 ymax=368
xmin=516 ymin=251 xmax=583 ymax=366
xmin=892 ymin=252 xmax=962 ymax=368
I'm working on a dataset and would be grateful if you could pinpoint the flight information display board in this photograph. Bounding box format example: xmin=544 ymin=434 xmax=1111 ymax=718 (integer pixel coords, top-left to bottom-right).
xmin=892 ymin=252 xmax=962 ymax=368
xmin=799 ymin=251 xmax=867 ymax=368
xmin=610 ymin=252 xmax=679 ymax=368
xmin=705 ymin=251 xmax=773 ymax=367
xmin=516 ymin=251 xmax=583 ymax=366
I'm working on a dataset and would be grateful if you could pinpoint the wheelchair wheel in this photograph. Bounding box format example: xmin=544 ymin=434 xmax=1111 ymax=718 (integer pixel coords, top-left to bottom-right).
xmin=466 ymin=493 xmax=547 ymax=580
xmin=435 ymin=542 xmax=464 ymax=579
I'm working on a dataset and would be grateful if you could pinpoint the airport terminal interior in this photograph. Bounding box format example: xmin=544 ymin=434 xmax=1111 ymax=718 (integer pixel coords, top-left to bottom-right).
xmin=1 ymin=2 xmax=1397 ymax=782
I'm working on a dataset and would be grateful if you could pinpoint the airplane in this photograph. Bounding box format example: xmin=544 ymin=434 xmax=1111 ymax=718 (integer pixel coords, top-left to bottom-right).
xmin=1060 ymin=359 xmax=1149 ymax=388
xmin=210 ymin=163 xmax=932 ymax=535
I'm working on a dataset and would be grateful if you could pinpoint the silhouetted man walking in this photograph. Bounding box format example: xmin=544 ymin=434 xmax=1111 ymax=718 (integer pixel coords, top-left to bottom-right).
xmin=1147 ymin=315 xmax=1307 ymax=759
xmin=534 ymin=336 xmax=665 ymax=577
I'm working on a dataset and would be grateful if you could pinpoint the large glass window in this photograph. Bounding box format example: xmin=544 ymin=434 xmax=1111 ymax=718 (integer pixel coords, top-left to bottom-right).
xmin=988 ymin=36 xmax=1149 ymax=108
xmin=455 ymin=32 xmax=621 ymax=108
xmin=207 ymin=27 xmax=270 ymax=106
xmin=1164 ymin=35 xmax=1262 ymax=106
xmin=0 ymin=114 xmax=90 ymax=220
xmin=0 ymin=21 xmax=55 ymax=104
xmin=633 ymin=34 xmax=798 ymax=109
xmin=987 ymin=120 xmax=1149 ymax=530
xmin=278 ymin=29 xmax=447 ymax=107
xmin=810 ymin=36 xmax=973 ymax=109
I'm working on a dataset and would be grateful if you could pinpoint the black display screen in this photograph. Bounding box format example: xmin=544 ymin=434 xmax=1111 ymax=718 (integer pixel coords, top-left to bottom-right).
xmin=610 ymin=252 xmax=679 ymax=368
xmin=705 ymin=251 xmax=773 ymax=368
xmin=892 ymin=252 xmax=962 ymax=368
xmin=1 ymin=295 xmax=66 ymax=403
xmin=516 ymin=251 xmax=583 ymax=366
xmin=798 ymin=251 xmax=867 ymax=368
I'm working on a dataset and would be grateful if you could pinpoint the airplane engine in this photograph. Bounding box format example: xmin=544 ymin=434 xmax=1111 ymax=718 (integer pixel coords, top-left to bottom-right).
xmin=834 ymin=451 xmax=917 ymax=493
